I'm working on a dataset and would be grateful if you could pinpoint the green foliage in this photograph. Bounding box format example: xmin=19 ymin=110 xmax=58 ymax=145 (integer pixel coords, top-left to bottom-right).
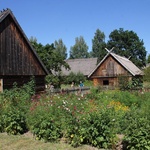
xmin=65 ymin=72 xmax=86 ymax=85
xmin=2 ymin=110 xmax=27 ymax=135
xmin=0 ymin=82 xmax=150 ymax=149
xmin=69 ymin=36 xmax=89 ymax=59
xmin=144 ymin=66 xmax=150 ymax=82
xmin=91 ymin=29 xmax=107 ymax=63
xmin=118 ymin=75 xmax=143 ymax=90
xmin=45 ymin=74 xmax=62 ymax=88
xmin=112 ymin=90 xmax=140 ymax=107
xmin=0 ymin=79 xmax=35 ymax=134
xmin=0 ymin=78 xmax=35 ymax=113
xmin=30 ymin=38 xmax=70 ymax=88
xmin=29 ymin=115 xmax=62 ymax=142
xmin=147 ymin=54 xmax=150 ymax=64
xmin=54 ymin=39 xmax=67 ymax=59
xmin=29 ymin=37 xmax=70 ymax=73
xmin=66 ymin=111 xmax=118 ymax=149
xmin=107 ymin=28 xmax=147 ymax=68
xmin=123 ymin=112 xmax=150 ymax=149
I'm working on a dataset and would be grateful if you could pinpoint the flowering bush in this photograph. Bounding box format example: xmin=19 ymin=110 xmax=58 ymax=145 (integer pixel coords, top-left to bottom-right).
xmin=0 ymin=83 xmax=150 ymax=149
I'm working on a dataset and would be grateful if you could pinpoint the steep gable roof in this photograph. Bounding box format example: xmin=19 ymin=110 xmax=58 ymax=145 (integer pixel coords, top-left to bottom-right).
xmin=62 ymin=58 xmax=98 ymax=76
xmin=0 ymin=8 xmax=49 ymax=75
xmin=88 ymin=52 xmax=143 ymax=78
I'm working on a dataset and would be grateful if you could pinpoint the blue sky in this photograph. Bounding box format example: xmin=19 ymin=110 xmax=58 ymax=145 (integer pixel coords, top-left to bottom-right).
xmin=0 ymin=0 xmax=150 ymax=57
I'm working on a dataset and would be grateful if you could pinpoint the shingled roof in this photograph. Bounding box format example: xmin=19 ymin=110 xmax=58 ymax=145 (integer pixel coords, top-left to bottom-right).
xmin=62 ymin=58 xmax=98 ymax=76
xmin=88 ymin=52 xmax=143 ymax=78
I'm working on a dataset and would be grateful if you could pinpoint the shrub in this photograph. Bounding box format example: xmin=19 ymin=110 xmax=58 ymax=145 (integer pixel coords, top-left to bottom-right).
xmin=118 ymin=75 xmax=143 ymax=90
xmin=31 ymin=116 xmax=62 ymax=142
xmin=1 ymin=87 xmax=149 ymax=149
xmin=112 ymin=91 xmax=140 ymax=107
xmin=2 ymin=110 xmax=27 ymax=135
xmin=0 ymin=79 xmax=35 ymax=134
xmin=123 ymin=112 xmax=150 ymax=149
xmin=27 ymin=97 xmax=64 ymax=142
xmin=65 ymin=72 xmax=85 ymax=85
xmin=65 ymin=107 xmax=119 ymax=149
xmin=143 ymin=66 xmax=150 ymax=82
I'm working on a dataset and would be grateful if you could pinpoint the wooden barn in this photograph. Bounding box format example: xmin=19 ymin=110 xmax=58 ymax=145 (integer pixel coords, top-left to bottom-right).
xmin=88 ymin=49 xmax=143 ymax=87
xmin=0 ymin=8 xmax=48 ymax=92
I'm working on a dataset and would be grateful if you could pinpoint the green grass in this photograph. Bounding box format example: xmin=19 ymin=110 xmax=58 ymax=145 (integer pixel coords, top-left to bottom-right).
xmin=0 ymin=132 xmax=98 ymax=150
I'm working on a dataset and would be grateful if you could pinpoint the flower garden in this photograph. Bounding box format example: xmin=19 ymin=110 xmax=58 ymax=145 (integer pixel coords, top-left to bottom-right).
xmin=0 ymin=81 xmax=150 ymax=149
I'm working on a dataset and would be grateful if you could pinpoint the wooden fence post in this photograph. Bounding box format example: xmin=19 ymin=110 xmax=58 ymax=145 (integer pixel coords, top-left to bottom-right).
xmin=0 ymin=79 xmax=3 ymax=92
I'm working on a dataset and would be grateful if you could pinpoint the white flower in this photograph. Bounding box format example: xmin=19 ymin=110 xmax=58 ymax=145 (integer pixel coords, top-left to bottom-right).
xmin=112 ymin=119 xmax=115 ymax=122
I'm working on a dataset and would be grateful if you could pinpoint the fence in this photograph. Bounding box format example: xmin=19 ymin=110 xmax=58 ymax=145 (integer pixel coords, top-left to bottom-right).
xmin=46 ymin=86 xmax=91 ymax=94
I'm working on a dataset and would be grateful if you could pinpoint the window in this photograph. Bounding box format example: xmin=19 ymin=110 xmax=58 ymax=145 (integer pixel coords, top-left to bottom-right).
xmin=103 ymin=80 xmax=109 ymax=85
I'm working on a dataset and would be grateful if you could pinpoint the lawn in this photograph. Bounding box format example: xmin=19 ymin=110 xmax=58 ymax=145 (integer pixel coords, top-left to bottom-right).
xmin=0 ymin=132 xmax=98 ymax=150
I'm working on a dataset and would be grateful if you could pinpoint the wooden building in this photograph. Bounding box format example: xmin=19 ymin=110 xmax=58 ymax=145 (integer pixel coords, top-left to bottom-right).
xmin=88 ymin=50 xmax=143 ymax=87
xmin=0 ymin=9 xmax=48 ymax=92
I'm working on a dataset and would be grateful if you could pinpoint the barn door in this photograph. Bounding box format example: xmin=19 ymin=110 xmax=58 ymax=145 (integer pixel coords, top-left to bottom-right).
xmin=0 ymin=79 xmax=3 ymax=92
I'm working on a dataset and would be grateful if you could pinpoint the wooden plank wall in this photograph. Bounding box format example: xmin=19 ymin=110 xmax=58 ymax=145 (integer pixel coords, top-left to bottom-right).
xmin=92 ymin=56 xmax=129 ymax=77
xmin=1 ymin=75 xmax=45 ymax=91
xmin=0 ymin=16 xmax=46 ymax=76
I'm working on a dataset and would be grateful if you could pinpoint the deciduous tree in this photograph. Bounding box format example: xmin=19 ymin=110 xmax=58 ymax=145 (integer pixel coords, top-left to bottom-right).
xmin=147 ymin=54 xmax=150 ymax=64
xmin=69 ymin=36 xmax=89 ymax=59
xmin=29 ymin=37 xmax=70 ymax=87
xmin=91 ymin=29 xmax=106 ymax=63
xmin=54 ymin=39 xmax=67 ymax=59
xmin=107 ymin=28 xmax=147 ymax=68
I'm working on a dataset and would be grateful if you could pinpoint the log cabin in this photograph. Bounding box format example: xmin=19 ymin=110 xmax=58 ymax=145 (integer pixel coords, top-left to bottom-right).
xmin=88 ymin=49 xmax=143 ymax=87
xmin=0 ymin=8 xmax=48 ymax=92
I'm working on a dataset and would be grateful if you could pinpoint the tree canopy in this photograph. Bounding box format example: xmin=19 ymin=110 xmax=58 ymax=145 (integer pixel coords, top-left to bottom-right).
xmin=54 ymin=39 xmax=67 ymax=60
xmin=69 ymin=36 xmax=89 ymax=59
xmin=30 ymin=37 xmax=69 ymax=73
xmin=107 ymin=28 xmax=147 ymax=68
xmin=147 ymin=54 xmax=150 ymax=64
xmin=29 ymin=37 xmax=70 ymax=87
xmin=91 ymin=29 xmax=106 ymax=63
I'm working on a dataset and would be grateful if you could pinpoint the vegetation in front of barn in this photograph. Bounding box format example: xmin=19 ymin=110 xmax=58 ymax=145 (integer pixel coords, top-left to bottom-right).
xmin=0 ymin=81 xmax=150 ymax=149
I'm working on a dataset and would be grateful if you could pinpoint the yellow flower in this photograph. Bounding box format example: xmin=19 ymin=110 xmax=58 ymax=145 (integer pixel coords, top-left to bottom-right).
xmin=71 ymin=134 xmax=74 ymax=138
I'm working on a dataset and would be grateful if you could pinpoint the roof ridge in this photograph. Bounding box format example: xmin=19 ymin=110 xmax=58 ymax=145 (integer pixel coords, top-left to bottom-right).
xmin=111 ymin=52 xmax=129 ymax=61
xmin=110 ymin=52 xmax=141 ymax=76
xmin=0 ymin=8 xmax=11 ymax=21
xmin=66 ymin=57 xmax=97 ymax=61
xmin=0 ymin=8 xmax=11 ymax=14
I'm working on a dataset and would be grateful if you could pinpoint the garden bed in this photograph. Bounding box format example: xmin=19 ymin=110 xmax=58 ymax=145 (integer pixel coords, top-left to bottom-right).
xmin=0 ymin=84 xmax=150 ymax=149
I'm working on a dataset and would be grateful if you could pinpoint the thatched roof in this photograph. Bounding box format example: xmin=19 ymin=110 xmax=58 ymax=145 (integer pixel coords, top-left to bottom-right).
xmin=62 ymin=58 xmax=98 ymax=76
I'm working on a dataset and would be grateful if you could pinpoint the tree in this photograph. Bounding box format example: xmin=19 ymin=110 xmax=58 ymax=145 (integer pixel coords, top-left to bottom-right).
xmin=29 ymin=37 xmax=70 ymax=88
xmin=147 ymin=54 xmax=150 ymax=64
xmin=69 ymin=36 xmax=89 ymax=59
xmin=144 ymin=66 xmax=150 ymax=82
xmin=54 ymin=39 xmax=67 ymax=59
xmin=107 ymin=28 xmax=147 ymax=68
xmin=91 ymin=29 xmax=106 ymax=63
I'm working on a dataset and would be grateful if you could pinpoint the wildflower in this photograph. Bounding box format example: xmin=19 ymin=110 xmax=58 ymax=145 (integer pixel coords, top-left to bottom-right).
xmin=112 ymin=119 xmax=115 ymax=122
xmin=74 ymin=106 xmax=77 ymax=110
xmin=71 ymin=134 xmax=74 ymax=138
